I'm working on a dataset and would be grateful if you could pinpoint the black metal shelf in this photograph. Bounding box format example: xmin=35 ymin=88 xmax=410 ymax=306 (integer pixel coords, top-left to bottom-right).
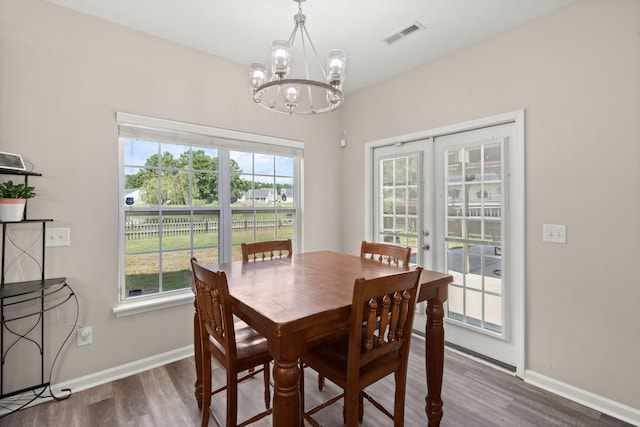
xmin=0 ymin=219 xmax=53 ymax=224
xmin=0 ymin=277 xmax=67 ymax=299
xmin=0 ymin=168 xmax=41 ymax=177
xmin=0 ymin=169 xmax=72 ymax=405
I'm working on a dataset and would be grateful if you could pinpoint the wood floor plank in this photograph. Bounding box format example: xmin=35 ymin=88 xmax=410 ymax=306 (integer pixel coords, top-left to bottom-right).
xmin=0 ymin=343 xmax=633 ymax=426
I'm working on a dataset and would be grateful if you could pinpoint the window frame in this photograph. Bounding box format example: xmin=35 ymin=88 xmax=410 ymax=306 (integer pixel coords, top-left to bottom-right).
xmin=115 ymin=113 xmax=303 ymax=314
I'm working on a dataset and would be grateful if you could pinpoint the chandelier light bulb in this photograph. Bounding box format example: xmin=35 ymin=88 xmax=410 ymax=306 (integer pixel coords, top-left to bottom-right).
xmin=271 ymin=40 xmax=291 ymax=78
xmin=249 ymin=63 xmax=267 ymax=90
xmin=327 ymin=49 xmax=346 ymax=86
xmin=285 ymin=84 xmax=300 ymax=109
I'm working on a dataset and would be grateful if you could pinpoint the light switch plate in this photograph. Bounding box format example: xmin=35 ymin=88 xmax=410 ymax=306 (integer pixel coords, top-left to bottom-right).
xmin=543 ymin=224 xmax=566 ymax=244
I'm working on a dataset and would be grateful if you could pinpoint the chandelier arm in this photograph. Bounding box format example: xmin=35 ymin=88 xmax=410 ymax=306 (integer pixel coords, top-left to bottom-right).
xmin=288 ymin=21 xmax=299 ymax=44
xmin=300 ymin=25 xmax=328 ymax=77
xmin=299 ymin=25 xmax=311 ymax=80
xmin=289 ymin=1 xmax=303 ymax=43
xmin=297 ymin=23 xmax=316 ymax=109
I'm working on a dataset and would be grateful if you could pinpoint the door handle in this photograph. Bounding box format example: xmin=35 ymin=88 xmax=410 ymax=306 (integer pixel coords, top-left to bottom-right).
xmin=422 ymin=243 xmax=430 ymax=251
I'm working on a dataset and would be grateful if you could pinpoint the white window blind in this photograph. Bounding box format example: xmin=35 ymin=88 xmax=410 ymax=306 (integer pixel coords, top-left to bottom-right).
xmin=117 ymin=112 xmax=304 ymax=158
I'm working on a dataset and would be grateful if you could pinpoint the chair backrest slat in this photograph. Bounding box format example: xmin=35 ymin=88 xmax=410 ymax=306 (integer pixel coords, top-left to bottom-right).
xmin=241 ymin=239 xmax=293 ymax=262
xmin=349 ymin=268 xmax=422 ymax=371
xmin=360 ymin=240 xmax=412 ymax=267
xmin=376 ymin=295 xmax=390 ymax=347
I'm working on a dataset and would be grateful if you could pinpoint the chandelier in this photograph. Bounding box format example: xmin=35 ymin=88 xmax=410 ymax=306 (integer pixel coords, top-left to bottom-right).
xmin=249 ymin=0 xmax=346 ymax=115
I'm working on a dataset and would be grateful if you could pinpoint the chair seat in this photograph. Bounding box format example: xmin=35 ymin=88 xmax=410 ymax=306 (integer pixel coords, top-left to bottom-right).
xmin=208 ymin=320 xmax=271 ymax=372
xmin=303 ymin=333 xmax=402 ymax=390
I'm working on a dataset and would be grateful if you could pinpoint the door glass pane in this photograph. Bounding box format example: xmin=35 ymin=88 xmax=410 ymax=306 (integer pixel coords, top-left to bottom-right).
xmin=395 ymin=157 xmax=407 ymax=185
xmin=465 ymin=289 xmax=482 ymax=326
xmin=408 ymin=187 xmax=418 ymax=215
xmin=485 ymin=293 xmax=502 ymax=333
xmin=466 ymin=245 xmax=483 ymax=290
xmin=445 ymin=143 xmax=504 ymax=335
xmin=448 ymin=285 xmax=464 ymax=319
xmin=395 ymin=188 xmax=406 ymax=214
xmin=378 ymin=154 xmax=419 ymax=262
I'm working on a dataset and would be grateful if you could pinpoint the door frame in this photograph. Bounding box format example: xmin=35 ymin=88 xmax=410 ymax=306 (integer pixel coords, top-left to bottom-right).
xmin=364 ymin=110 xmax=525 ymax=377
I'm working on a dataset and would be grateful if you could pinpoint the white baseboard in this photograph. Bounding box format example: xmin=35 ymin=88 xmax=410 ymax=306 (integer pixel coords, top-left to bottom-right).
xmin=52 ymin=345 xmax=194 ymax=395
xmin=4 ymin=345 xmax=638 ymax=427
xmin=525 ymin=370 xmax=640 ymax=426
xmin=0 ymin=345 xmax=194 ymax=416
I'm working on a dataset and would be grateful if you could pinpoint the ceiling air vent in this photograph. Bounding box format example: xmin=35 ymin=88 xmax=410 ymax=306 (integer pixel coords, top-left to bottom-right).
xmin=383 ymin=21 xmax=425 ymax=46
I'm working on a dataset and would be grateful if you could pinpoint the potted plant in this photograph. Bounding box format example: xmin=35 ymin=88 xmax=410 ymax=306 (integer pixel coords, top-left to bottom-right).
xmin=0 ymin=180 xmax=36 ymax=221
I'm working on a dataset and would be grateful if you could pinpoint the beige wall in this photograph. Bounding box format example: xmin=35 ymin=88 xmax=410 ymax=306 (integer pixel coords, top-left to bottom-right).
xmin=2 ymin=0 xmax=638 ymax=417
xmin=342 ymin=0 xmax=640 ymax=411
xmin=0 ymin=0 xmax=342 ymax=385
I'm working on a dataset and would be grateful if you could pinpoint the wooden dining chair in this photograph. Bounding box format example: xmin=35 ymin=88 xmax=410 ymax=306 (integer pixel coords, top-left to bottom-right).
xmin=314 ymin=240 xmax=413 ymax=392
xmin=191 ymin=258 xmax=272 ymax=427
xmin=241 ymin=239 xmax=292 ymax=262
xmin=300 ymin=267 xmax=423 ymax=427
xmin=360 ymin=240 xmax=412 ymax=267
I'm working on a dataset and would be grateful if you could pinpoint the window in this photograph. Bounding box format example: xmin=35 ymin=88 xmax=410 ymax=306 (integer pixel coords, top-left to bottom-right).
xmin=117 ymin=113 xmax=302 ymax=302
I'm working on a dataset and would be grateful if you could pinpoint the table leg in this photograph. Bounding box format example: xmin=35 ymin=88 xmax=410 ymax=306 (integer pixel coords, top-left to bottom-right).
xmin=267 ymin=333 xmax=303 ymax=427
xmin=425 ymin=289 xmax=446 ymax=426
xmin=193 ymin=299 xmax=203 ymax=409
xmin=272 ymin=357 xmax=301 ymax=426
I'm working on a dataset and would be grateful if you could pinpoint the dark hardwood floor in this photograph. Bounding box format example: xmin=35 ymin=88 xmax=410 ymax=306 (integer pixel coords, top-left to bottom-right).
xmin=0 ymin=339 xmax=632 ymax=426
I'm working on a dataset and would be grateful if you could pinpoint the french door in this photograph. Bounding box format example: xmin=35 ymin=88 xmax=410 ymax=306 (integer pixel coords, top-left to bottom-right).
xmin=372 ymin=144 xmax=432 ymax=269
xmin=370 ymin=113 xmax=524 ymax=373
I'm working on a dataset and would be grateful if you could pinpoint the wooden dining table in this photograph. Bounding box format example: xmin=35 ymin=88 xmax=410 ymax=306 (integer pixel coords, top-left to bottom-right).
xmin=192 ymin=250 xmax=452 ymax=427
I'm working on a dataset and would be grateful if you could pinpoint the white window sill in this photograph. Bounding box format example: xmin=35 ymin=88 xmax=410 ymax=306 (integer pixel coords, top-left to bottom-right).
xmin=113 ymin=290 xmax=194 ymax=318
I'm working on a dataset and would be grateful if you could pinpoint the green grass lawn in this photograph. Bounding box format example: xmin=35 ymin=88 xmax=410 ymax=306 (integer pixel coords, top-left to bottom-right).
xmin=124 ymin=226 xmax=294 ymax=296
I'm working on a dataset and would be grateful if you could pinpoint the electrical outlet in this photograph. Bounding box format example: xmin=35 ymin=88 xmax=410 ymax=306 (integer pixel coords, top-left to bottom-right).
xmin=45 ymin=227 xmax=71 ymax=247
xmin=77 ymin=326 xmax=92 ymax=346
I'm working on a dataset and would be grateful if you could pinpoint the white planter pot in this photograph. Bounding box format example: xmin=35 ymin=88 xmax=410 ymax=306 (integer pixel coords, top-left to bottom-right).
xmin=0 ymin=198 xmax=26 ymax=222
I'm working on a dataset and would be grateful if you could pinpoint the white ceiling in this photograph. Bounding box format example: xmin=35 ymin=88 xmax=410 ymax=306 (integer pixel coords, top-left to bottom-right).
xmin=46 ymin=0 xmax=575 ymax=93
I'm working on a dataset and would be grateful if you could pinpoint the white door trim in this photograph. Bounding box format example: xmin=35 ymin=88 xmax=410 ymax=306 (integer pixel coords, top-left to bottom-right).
xmin=364 ymin=110 xmax=525 ymax=377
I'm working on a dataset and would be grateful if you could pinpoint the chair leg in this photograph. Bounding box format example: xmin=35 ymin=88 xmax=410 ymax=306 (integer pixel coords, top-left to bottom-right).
xmin=201 ymin=356 xmax=212 ymax=427
xmin=344 ymin=387 xmax=360 ymax=427
xmin=317 ymin=373 xmax=325 ymax=391
xmin=226 ymin=370 xmax=238 ymax=427
xmin=263 ymin=362 xmax=271 ymax=409
xmin=394 ymin=370 xmax=408 ymax=427
xmin=299 ymin=361 xmax=305 ymax=417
